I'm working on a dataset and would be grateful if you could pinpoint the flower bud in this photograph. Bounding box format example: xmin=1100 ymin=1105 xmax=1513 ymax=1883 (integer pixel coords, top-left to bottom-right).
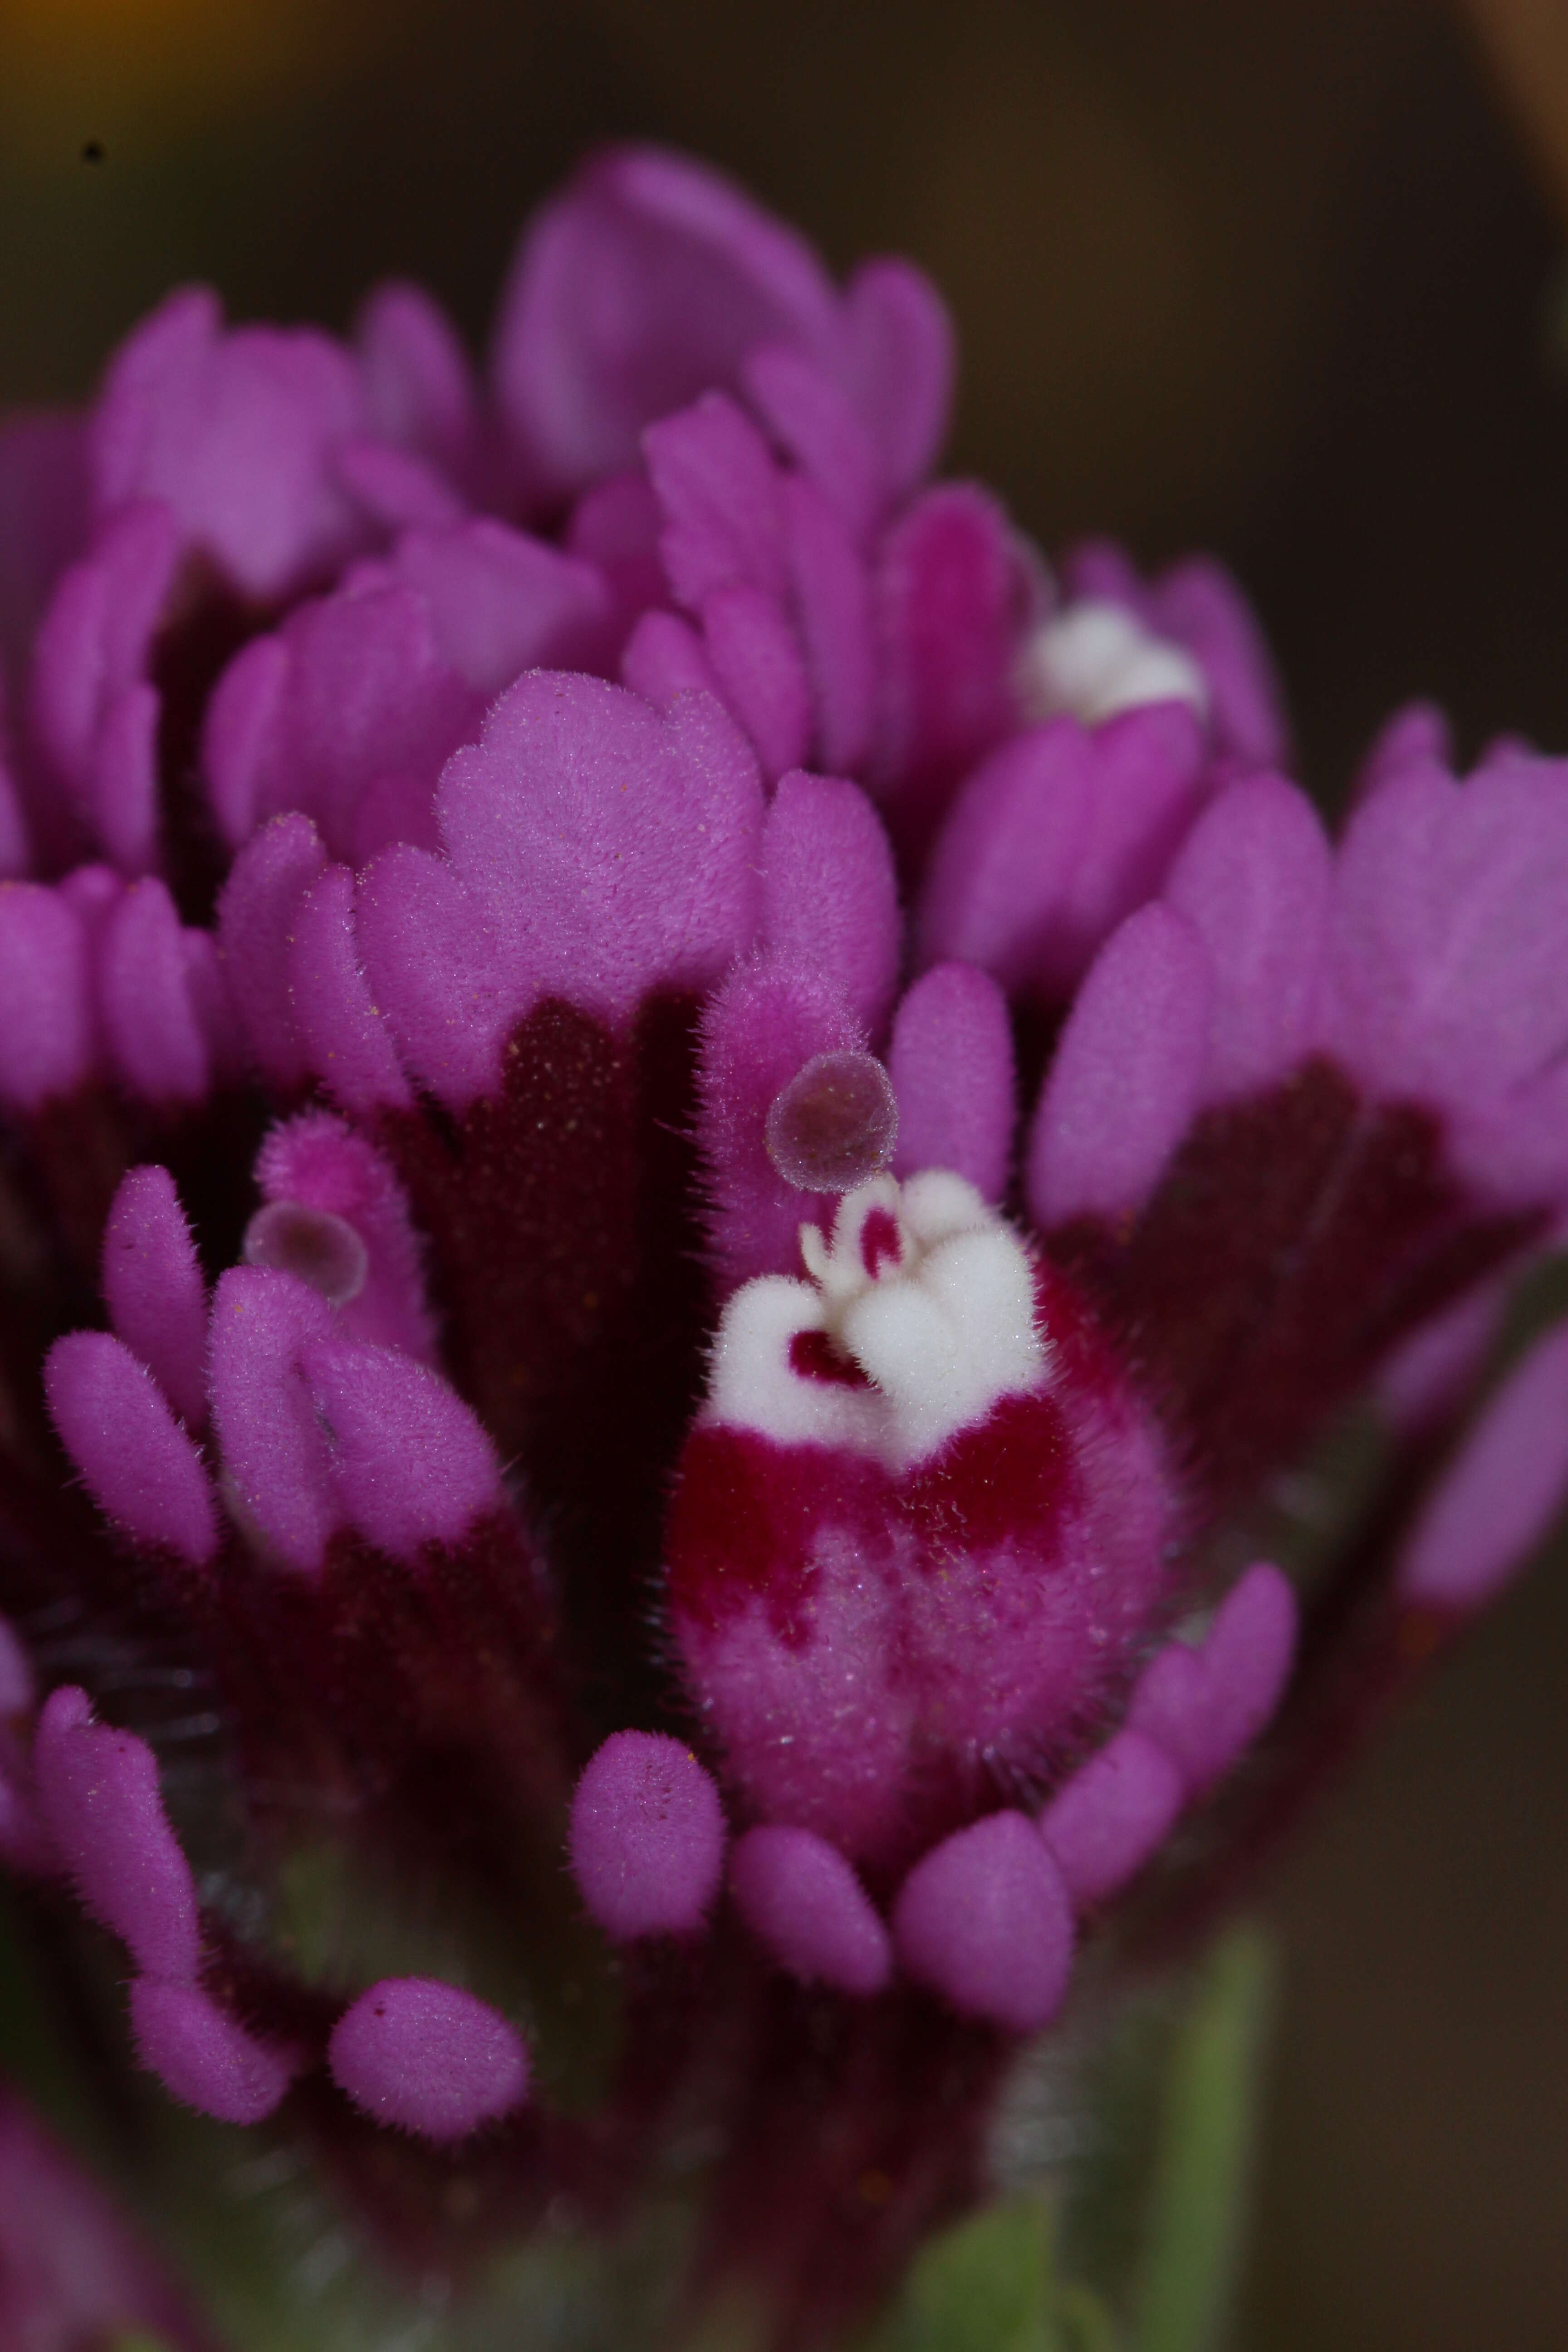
xmin=667 ymin=1170 xmax=1173 ymax=1868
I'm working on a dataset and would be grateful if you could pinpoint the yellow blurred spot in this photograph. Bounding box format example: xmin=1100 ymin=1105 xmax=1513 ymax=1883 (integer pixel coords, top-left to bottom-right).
xmin=0 ymin=0 xmax=372 ymax=144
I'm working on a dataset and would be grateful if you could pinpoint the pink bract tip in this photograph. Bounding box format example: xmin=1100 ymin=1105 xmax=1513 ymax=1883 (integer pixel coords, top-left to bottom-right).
xmin=44 ymin=1330 xmax=219 ymax=1567
xmin=566 ymin=468 xmax=666 ymax=626
xmin=90 ymin=286 xmax=369 ymax=602
xmin=620 ymin=607 xmax=722 ymax=708
xmin=329 ymin=1978 xmax=529 ymax=2141
xmin=34 ymin=1686 xmax=201 ymax=1983
xmin=207 ymin=1266 xmax=342 ymax=1572
xmin=102 ymin=1166 xmax=208 ymax=1433
xmin=892 ymin=1811 xmax=1074 ymax=2035
xmin=356 ymin=279 xmax=476 ymax=473
xmin=338 ymin=436 xmax=466 ymax=534
xmin=1037 ymin=1728 xmax=1185 ymax=1909
xmin=760 ymin=769 xmax=899 ymax=1032
xmin=698 ymin=952 xmax=863 ymax=1287
xmin=212 ymin=580 xmax=475 ymax=864
xmin=494 ymin=144 xmax=841 ymax=504
xmin=88 ymin=680 xmax=160 ymax=876
xmin=434 ymin=669 xmax=765 ymax=1032
xmin=782 ymin=471 xmax=876 ymax=776
xmin=1322 ymin=750 xmax=1568 ymax=1204
xmin=1351 ymin=697 xmax=1451 ymax=807
xmin=743 ymin=342 xmax=879 ymax=542
xmin=98 ymin=877 xmax=211 ymax=1105
xmin=358 ymin=842 xmax=516 ymax=1111
xmin=214 ymin=811 xmax=328 ymax=1084
xmin=287 ymin=862 xmax=414 ymax=1115
xmin=644 ymin=390 xmax=789 ymax=612
xmin=728 ymin=1825 xmax=892 ymax=1994
xmin=1163 ymin=774 xmax=1331 ymax=1105
xmin=1377 ymin=1280 xmax=1506 ymax=1430
xmin=1063 ymin=540 xmax=1288 ymax=771
xmin=1027 ymin=901 xmax=1213 ymax=1230
xmin=569 ymin=1732 xmax=726 ymax=1940
xmin=254 ymin=1109 xmax=436 ymax=1361
xmin=203 ymin=631 xmax=290 ymax=851
xmin=301 ymin=1340 xmax=501 ymax=1561
xmin=0 ymin=882 xmax=95 ymax=1111
xmin=889 ymin=962 xmax=1015 ymax=1201
xmin=31 ymin=500 xmax=179 ymax=793
xmin=129 ymin=1980 xmax=298 ymax=2126
xmin=700 ymin=581 xmax=812 ymax=784
xmin=1396 ymin=1323 xmax=1568 ymax=1612
xmin=917 ymin=706 xmax=1207 ymax=1004
xmin=1127 ymin=1562 xmax=1298 ymax=1798
xmin=840 ymin=255 xmax=955 ymax=502
xmin=871 ymin=484 xmax=1043 ymax=848
xmin=377 ymin=517 xmax=615 ymax=695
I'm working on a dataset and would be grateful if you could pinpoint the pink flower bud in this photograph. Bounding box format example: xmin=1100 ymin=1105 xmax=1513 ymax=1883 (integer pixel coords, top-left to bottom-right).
xmin=668 ymin=1171 xmax=1172 ymax=1867
xmin=892 ymin=1812 xmax=1074 ymax=2034
xmin=129 ymin=1981 xmax=299 ymax=2126
xmin=329 ymin=1978 xmax=529 ymax=2141
xmin=729 ymin=1824 xmax=891 ymax=1994
xmin=33 ymin=1687 xmax=201 ymax=1983
xmin=569 ymin=1732 xmax=726 ymax=1940
xmin=45 ymin=1332 xmax=219 ymax=1566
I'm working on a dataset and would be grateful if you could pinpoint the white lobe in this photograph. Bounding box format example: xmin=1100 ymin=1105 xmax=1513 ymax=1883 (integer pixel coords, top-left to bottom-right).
xmin=1018 ymin=599 xmax=1207 ymax=729
xmin=900 ymin=1167 xmax=998 ymax=1250
xmin=706 ymin=1275 xmax=881 ymax=1453
xmin=705 ymin=1171 xmax=1048 ymax=1467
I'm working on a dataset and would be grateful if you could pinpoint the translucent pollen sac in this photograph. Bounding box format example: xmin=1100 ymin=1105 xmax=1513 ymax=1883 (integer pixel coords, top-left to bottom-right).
xmin=764 ymin=1049 xmax=898 ymax=1192
xmin=241 ymin=1201 xmax=369 ymax=1307
xmin=328 ymin=1979 xmax=529 ymax=2142
xmin=568 ymin=1732 xmax=726 ymax=1939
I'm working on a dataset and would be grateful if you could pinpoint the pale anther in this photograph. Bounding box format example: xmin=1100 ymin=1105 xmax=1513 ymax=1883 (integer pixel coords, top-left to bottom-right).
xmin=242 ymin=1204 xmax=368 ymax=1306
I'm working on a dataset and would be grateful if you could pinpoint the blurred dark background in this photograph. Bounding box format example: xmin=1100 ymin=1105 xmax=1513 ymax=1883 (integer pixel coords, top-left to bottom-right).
xmin=3 ymin=0 xmax=1567 ymax=2343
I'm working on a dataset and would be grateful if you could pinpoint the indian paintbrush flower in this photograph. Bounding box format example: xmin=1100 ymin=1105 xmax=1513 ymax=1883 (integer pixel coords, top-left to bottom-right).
xmin=0 ymin=139 xmax=1566 ymax=2350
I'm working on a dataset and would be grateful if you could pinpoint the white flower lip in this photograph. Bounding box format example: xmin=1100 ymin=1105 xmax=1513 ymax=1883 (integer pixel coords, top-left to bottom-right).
xmin=1016 ymin=598 xmax=1208 ymax=729
xmin=705 ymin=1171 xmax=1048 ymax=1467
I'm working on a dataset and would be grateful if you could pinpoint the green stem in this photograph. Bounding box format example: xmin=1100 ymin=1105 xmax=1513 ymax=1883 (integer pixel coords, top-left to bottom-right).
xmin=1129 ymin=1926 xmax=1276 ymax=2352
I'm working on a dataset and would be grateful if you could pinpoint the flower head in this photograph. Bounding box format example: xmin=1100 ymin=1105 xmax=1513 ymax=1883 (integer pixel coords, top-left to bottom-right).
xmin=0 ymin=142 xmax=1565 ymax=2350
